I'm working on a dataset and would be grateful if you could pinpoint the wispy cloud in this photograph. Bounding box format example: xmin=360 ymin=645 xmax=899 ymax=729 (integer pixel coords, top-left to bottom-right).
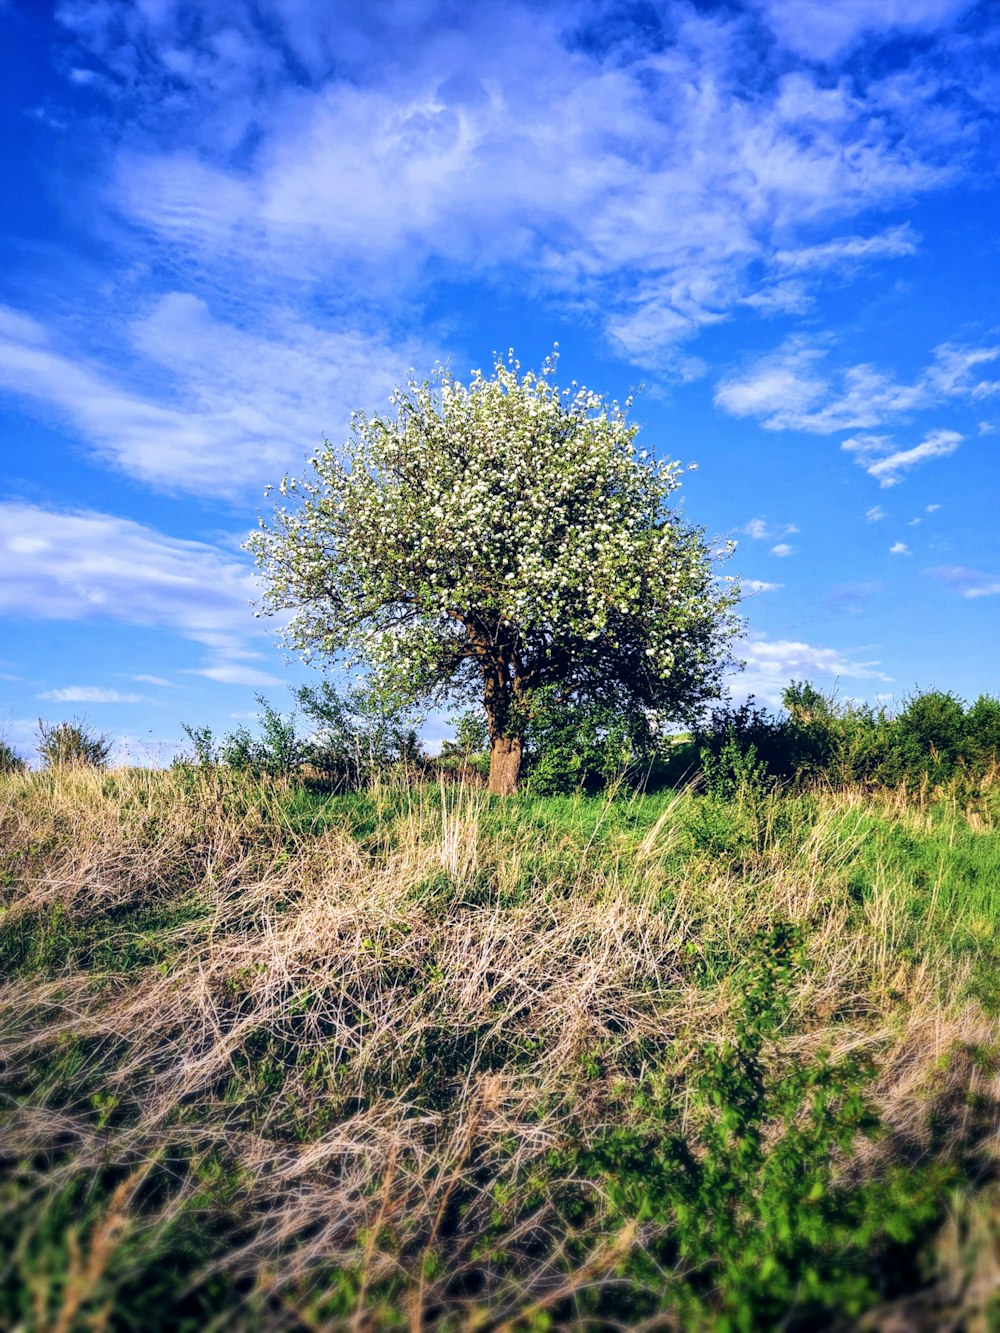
xmin=0 ymin=301 xmax=425 ymax=496
xmin=742 ymin=579 xmax=783 ymax=593
xmin=50 ymin=1 xmax=982 ymax=367
xmin=843 ymin=429 xmax=963 ymax=486
xmin=826 ymin=581 xmax=882 ymax=615
xmin=927 ymin=565 xmax=1000 ymax=597
xmin=743 ymin=517 xmax=799 ymax=541
xmin=772 ymin=224 xmax=919 ymax=272
xmin=187 ymin=664 xmax=284 ymax=687
xmin=715 ymin=339 xmax=998 ymax=436
xmin=759 ymin=0 xmax=980 ymax=61
xmin=865 ymin=505 xmax=887 ymax=522
xmin=735 ymin=634 xmax=891 ymax=703
xmin=770 ymin=543 xmax=795 ymax=557
xmin=39 ymin=686 xmax=144 ymax=703
xmin=0 ymin=501 xmax=269 ymax=675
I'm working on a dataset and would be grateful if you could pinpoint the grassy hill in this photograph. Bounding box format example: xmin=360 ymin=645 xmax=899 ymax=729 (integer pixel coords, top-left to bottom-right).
xmin=1 ymin=767 xmax=998 ymax=1329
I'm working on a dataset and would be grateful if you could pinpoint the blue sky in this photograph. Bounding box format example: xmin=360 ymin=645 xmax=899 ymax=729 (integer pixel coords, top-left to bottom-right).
xmin=2 ymin=0 xmax=998 ymax=763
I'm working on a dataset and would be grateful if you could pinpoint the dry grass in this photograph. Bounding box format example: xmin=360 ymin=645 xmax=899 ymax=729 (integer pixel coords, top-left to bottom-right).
xmin=1 ymin=767 xmax=998 ymax=1329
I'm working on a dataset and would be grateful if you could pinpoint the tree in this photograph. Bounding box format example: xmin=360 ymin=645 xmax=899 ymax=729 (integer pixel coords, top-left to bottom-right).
xmin=249 ymin=352 xmax=741 ymax=794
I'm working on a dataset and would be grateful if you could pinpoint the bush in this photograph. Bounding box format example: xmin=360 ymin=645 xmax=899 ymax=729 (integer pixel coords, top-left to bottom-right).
xmin=36 ymin=718 xmax=113 ymax=769
xmin=0 ymin=739 xmax=26 ymax=774
xmin=436 ymin=710 xmax=490 ymax=780
xmin=522 ymin=688 xmax=663 ymax=795
xmin=694 ymin=683 xmax=1000 ymax=793
xmin=295 ymin=680 xmax=424 ymax=787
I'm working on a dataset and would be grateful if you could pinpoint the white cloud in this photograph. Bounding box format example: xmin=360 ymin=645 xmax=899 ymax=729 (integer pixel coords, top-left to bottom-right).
xmin=770 ymin=543 xmax=795 ymax=557
xmin=187 ymin=664 xmax=284 ymax=687
xmin=844 ymin=428 xmax=962 ymax=486
xmin=735 ymin=634 xmax=891 ymax=703
xmin=715 ymin=339 xmax=996 ymax=436
xmin=742 ymin=579 xmax=783 ymax=593
xmin=39 ymin=686 xmax=144 ymax=703
xmin=0 ymin=300 xmax=425 ymax=496
xmin=927 ymin=565 xmax=1000 ymax=597
xmin=865 ymin=505 xmax=886 ymax=521
xmin=759 ymin=0 xmax=979 ymax=61
xmin=50 ymin=1 xmax=968 ymax=365
xmin=0 ymin=501 xmax=270 ymax=676
xmin=925 ymin=503 xmax=942 ymax=512
xmin=924 ymin=342 xmax=1000 ymax=398
xmin=743 ymin=517 xmax=798 ymax=541
xmin=131 ymin=674 xmax=173 ymax=687
xmin=889 ymin=541 xmax=911 ymax=555
xmin=772 ymin=224 xmax=919 ymax=271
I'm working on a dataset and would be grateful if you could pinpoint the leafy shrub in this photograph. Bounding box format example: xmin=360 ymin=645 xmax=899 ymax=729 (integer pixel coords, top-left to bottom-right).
xmin=694 ymin=683 xmax=1000 ymax=792
xmin=700 ymin=736 xmax=771 ymax=802
xmin=0 ymin=739 xmax=26 ymax=773
xmin=523 ymin=687 xmax=662 ymax=794
xmin=296 ymin=680 xmax=424 ymax=787
xmin=36 ymin=718 xmax=113 ymax=769
xmin=436 ymin=709 xmax=490 ymax=779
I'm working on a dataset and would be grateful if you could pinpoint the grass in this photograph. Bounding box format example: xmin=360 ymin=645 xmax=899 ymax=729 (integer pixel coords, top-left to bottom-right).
xmin=1 ymin=766 xmax=998 ymax=1329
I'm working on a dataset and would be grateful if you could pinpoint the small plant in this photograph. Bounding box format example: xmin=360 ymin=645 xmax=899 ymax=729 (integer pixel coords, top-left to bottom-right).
xmin=36 ymin=718 xmax=113 ymax=769
xmin=700 ymin=735 xmax=771 ymax=802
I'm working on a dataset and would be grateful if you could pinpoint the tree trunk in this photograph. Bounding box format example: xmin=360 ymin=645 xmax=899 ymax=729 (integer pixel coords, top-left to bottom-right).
xmin=488 ymin=735 xmax=522 ymax=795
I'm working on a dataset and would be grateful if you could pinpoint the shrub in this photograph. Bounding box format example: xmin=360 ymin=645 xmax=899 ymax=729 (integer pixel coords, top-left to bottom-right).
xmin=36 ymin=718 xmax=113 ymax=769
xmin=694 ymin=684 xmax=1000 ymax=792
xmin=523 ymin=688 xmax=663 ymax=795
xmin=0 ymin=739 xmax=26 ymax=774
xmin=296 ymin=680 xmax=425 ymax=787
xmin=893 ymin=689 xmax=968 ymax=785
xmin=966 ymin=694 xmax=1000 ymax=771
xmin=436 ymin=709 xmax=490 ymax=780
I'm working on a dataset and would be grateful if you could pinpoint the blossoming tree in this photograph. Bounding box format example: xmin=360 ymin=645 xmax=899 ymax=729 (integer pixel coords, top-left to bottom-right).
xmin=248 ymin=353 xmax=741 ymax=794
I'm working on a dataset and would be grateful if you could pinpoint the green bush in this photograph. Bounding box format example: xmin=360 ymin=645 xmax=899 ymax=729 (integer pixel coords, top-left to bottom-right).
xmin=0 ymin=739 xmax=26 ymax=773
xmin=523 ymin=687 xmax=662 ymax=795
xmin=36 ymin=718 xmax=113 ymax=769
xmin=693 ymin=683 xmax=1000 ymax=793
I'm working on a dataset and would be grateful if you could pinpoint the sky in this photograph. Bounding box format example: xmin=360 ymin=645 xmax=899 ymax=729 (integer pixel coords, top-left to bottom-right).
xmin=1 ymin=0 xmax=999 ymax=764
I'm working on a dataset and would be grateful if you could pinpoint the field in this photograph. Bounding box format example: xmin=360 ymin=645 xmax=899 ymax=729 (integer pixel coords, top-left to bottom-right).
xmin=2 ymin=766 xmax=999 ymax=1330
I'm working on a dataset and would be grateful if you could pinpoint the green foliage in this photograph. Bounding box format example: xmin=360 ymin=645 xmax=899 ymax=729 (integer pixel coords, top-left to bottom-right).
xmin=296 ymin=679 xmax=424 ymax=786
xmin=700 ymin=735 xmax=772 ymax=802
xmin=183 ymin=696 xmax=309 ymax=778
xmin=522 ymin=687 xmax=661 ymax=794
xmin=695 ymin=682 xmax=1000 ymax=792
xmin=36 ymin=717 xmax=113 ymax=768
xmin=557 ymin=924 xmax=952 ymax=1329
xmin=179 ymin=722 xmax=217 ymax=767
xmin=437 ymin=708 xmax=490 ymax=778
xmin=0 ymin=738 xmax=26 ymax=773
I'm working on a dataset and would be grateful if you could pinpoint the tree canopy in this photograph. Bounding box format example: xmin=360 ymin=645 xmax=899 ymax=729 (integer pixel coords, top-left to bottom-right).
xmin=249 ymin=352 xmax=741 ymax=793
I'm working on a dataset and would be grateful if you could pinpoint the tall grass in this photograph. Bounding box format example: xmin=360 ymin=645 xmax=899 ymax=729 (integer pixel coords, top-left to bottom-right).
xmin=1 ymin=767 xmax=998 ymax=1329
